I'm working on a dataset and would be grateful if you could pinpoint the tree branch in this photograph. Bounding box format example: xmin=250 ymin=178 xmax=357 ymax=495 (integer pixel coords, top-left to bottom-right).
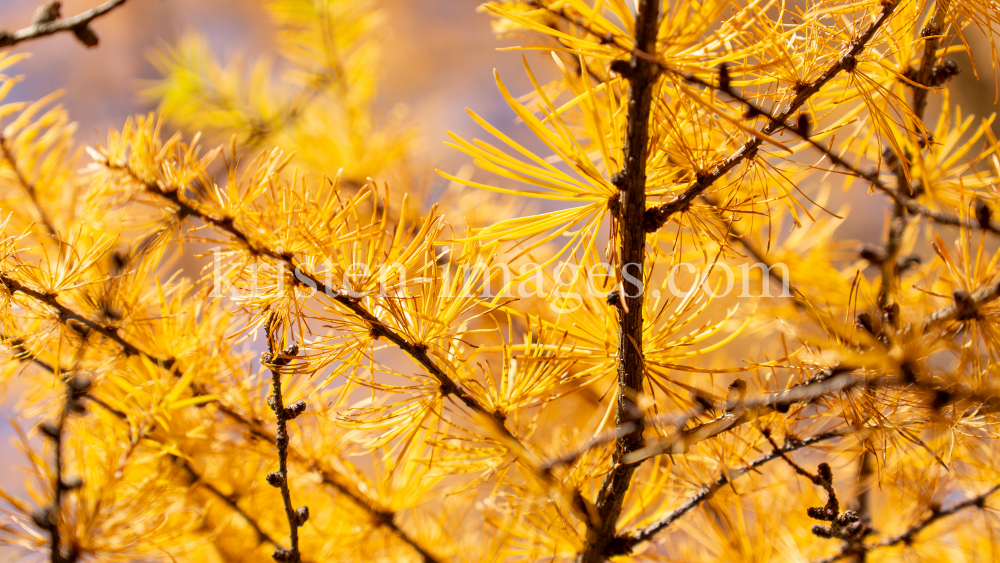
xmin=0 ymin=0 xmax=129 ymax=49
xmin=642 ymin=2 xmax=899 ymax=233
xmin=0 ymin=297 xmax=445 ymax=563
xmin=262 ymin=329 xmax=306 ymax=563
xmin=810 ymin=484 xmax=1000 ymax=563
xmin=576 ymin=1 xmax=660 ymax=561
xmin=609 ymin=430 xmax=845 ymax=554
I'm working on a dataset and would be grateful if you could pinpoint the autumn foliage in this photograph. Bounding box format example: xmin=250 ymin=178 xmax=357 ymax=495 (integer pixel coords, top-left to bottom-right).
xmin=0 ymin=0 xmax=999 ymax=562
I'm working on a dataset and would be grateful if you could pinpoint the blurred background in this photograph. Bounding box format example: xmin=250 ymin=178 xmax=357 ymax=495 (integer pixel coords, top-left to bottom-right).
xmin=0 ymin=0 xmax=998 ymax=553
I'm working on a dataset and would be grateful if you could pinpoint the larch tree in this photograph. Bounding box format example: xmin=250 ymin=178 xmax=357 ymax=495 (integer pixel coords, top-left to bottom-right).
xmin=0 ymin=0 xmax=998 ymax=562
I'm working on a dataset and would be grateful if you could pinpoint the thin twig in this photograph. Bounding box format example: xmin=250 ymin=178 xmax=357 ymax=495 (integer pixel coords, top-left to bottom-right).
xmin=609 ymin=431 xmax=845 ymax=554
xmin=0 ymin=0 xmax=130 ymax=49
xmin=642 ymin=2 xmax=899 ymax=232
xmin=809 ymin=484 xmax=1000 ymax=563
xmin=262 ymin=327 xmax=306 ymax=563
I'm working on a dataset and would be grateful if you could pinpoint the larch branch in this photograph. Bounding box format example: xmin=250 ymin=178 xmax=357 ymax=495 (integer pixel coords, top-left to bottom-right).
xmin=0 ymin=0 xmax=129 ymax=49
xmin=642 ymin=1 xmax=899 ymax=233
xmin=576 ymin=0 xmax=660 ymax=561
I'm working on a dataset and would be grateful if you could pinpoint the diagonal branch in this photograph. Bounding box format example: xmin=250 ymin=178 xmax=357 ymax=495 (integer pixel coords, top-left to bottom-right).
xmin=96 ymin=160 xmax=602 ymax=528
xmin=102 ymin=162 xmax=521 ymax=445
xmin=809 ymin=483 xmax=1000 ymax=563
xmin=0 ymin=0 xmax=129 ymax=49
xmin=643 ymin=1 xmax=899 ymax=233
xmin=610 ymin=430 xmax=845 ymax=554
xmin=0 ymin=296 xmax=445 ymax=563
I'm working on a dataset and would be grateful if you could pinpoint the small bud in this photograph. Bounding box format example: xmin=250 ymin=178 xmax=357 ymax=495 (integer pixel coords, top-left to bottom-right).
xmin=68 ymin=375 xmax=92 ymax=395
xmin=284 ymin=400 xmax=306 ymax=420
xmin=294 ymin=506 xmax=309 ymax=526
xmin=976 ymin=200 xmax=992 ymax=229
xmin=112 ymin=250 xmax=128 ymax=271
xmin=31 ymin=508 xmax=54 ymax=530
xmin=837 ymin=510 xmax=860 ymax=525
xmin=929 ymin=60 xmax=959 ymax=86
xmin=726 ymin=379 xmax=747 ymax=412
xmin=718 ymin=62 xmax=731 ymax=92
xmin=32 ymin=1 xmax=61 ymax=25
xmin=812 ymin=524 xmax=835 ymax=538
xmin=807 ymin=506 xmax=829 ymax=521
xmin=918 ymin=132 xmax=934 ymax=150
xmin=898 ymin=255 xmax=921 ymax=273
xmin=855 ymin=312 xmax=875 ymax=334
xmin=954 ymin=289 xmax=976 ymax=320
xmin=883 ymin=302 xmax=900 ymax=329
xmin=268 ymin=395 xmax=278 ymax=412
xmin=61 ymin=476 xmax=83 ymax=490
xmin=72 ymin=24 xmax=99 ymax=48
xmin=265 ymin=472 xmax=285 ymax=488
xmin=693 ymin=392 xmax=715 ymax=413
xmin=610 ymin=59 xmax=633 ymax=79
xmin=859 ymin=244 xmax=886 ymax=265
xmin=796 ymin=113 xmax=812 ymax=137
xmin=39 ymin=422 xmax=60 ymax=440
xmin=69 ymin=398 xmax=86 ymax=414
xmin=272 ymin=548 xmax=295 ymax=562
xmin=606 ymin=290 xmax=621 ymax=307
xmin=931 ymin=389 xmax=952 ymax=410
xmin=817 ymin=463 xmax=833 ymax=484
xmin=842 ymin=55 xmax=857 ymax=73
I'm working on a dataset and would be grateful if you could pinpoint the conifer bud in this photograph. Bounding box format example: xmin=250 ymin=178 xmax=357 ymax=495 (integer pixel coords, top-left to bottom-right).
xmin=294 ymin=506 xmax=309 ymax=526
xmin=931 ymin=389 xmax=952 ymax=410
xmin=31 ymin=508 xmax=54 ymax=530
xmin=796 ymin=113 xmax=812 ymax=137
xmin=266 ymin=472 xmax=285 ymax=488
xmin=929 ymin=60 xmax=959 ymax=86
xmin=32 ymin=2 xmax=61 ymax=25
xmin=284 ymin=400 xmax=306 ymax=420
xmin=718 ymin=62 xmax=731 ymax=93
xmin=610 ymin=59 xmax=633 ymax=79
xmin=272 ymin=548 xmax=295 ymax=562
xmin=976 ymin=199 xmax=992 ymax=229
xmin=817 ymin=463 xmax=833 ymax=484
xmin=855 ymin=312 xmax=875 ymax=334
xmin=812 ymin=524 xmax=834 ymax=538
xmin=39 ymin=422 xmax=60 ymax=440
xmin=954 ymin=289 xmax=976 ymax=320
xmin=859 ymin=244 xmax=885 ymax=265
xmin=61 ymin=476 xmax=83 ymax=490
xmin=606 ymin=289 xmax=620 ymax=307
xmin=72 ymin=24 xmax=99 ymax=48
xmin=69 ymin=375 xmax=91 ymax=395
